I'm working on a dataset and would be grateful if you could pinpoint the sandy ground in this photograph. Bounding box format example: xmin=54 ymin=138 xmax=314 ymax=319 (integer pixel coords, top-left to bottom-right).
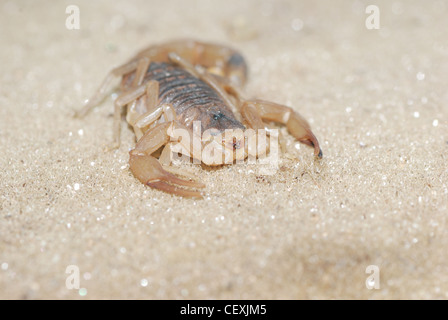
xmin=1 ymin=0 xmax=447 ymax=299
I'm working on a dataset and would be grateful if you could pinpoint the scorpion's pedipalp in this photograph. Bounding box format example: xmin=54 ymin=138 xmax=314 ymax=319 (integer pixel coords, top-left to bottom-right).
xmin=129 ymin=122 xmax=205 ymax=198
xmin=130 ymin=152 xmax=205 ymax=198
xmin=241 ymin=100 xmax=322 ymax=159
xmin=155 ymin=170 xmax=205 ymax=189
xmin=147 ymin=181 xmax=204 ymax=198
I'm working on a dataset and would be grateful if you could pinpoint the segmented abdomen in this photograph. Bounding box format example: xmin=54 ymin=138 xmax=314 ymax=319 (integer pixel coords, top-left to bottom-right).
xmin=144 ymin=62 xmax=227 ymax=116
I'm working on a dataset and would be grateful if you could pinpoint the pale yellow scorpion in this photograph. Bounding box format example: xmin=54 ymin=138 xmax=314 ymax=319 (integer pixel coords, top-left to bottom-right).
xmin=76 ymin=40 xmax=322 ymax=198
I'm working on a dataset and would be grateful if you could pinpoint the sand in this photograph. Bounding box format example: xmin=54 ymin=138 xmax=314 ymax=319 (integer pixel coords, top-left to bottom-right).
xmin=1 ymin=0 xmax=447 ymax=299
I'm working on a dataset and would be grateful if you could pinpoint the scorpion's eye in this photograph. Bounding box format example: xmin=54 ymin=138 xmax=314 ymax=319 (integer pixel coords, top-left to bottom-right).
xmin=212 ymin=112 xmax=224 ymax=121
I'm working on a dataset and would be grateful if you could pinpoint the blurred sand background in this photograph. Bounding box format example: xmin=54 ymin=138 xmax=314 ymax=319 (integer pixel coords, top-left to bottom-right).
xmin=1 ymin=0 xmax=447 ymax=299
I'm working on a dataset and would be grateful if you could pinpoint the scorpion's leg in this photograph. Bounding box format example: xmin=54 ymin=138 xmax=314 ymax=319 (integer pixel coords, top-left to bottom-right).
xmin=75 ymin=58 xmax=147 ymax=118
xmin=108 ymin=58 xmax=152 ymax=150
xmin=126 ymin=80 xmax=160 ymax=140
xmin=134 ymin=104 xmax=175 ymax=129
xmin=125 ymin=58 xmax=153 ymax=129
xmin=126 ymin=77 xmax=174 ymax=142
xmin=129 ymin=122 xmax=205 ymax=198
xmin=107 ymin=81 xmax=151 ymax=150
xmin=241 ymin=99 xmax=322 ymax=158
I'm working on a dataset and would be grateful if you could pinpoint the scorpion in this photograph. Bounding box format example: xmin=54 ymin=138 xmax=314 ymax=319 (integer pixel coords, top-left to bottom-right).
xmin=76 ymin=39 xmax=322 ymax=198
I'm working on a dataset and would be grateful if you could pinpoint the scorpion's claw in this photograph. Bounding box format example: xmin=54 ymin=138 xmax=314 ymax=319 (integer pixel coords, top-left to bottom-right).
xmin=148 ymin=181 xmax=204 ymax=198
xmin=129 ymin=151 xmax=205 ymax=198
xmin=157 ymin=170 xmax=205 ymax=189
